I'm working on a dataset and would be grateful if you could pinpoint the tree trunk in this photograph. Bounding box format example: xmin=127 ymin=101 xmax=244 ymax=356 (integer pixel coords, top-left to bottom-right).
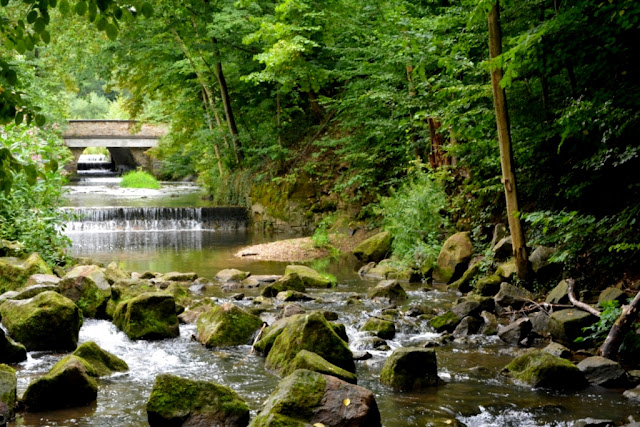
xmin=428 ymin=117 xmax=451 ymax=169
xmin=488 ymin=1 xmax=529 ymax=280
xmin=212 ymin=51 xmax=243 ymax=164
xmin=599 ymin=291 xmax=640 ymax=360
xmin=202 ymin=90 xmax=224 ymax=177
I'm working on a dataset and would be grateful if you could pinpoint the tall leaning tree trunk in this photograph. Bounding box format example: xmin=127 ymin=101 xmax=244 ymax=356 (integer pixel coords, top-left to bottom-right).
xmin=488 ymin=1 xmax=529 ymax=279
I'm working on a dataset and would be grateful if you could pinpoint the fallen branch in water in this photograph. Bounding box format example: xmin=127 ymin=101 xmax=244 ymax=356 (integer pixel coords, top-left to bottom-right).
xmin=566 ymin=278 xmax=601 ymax=318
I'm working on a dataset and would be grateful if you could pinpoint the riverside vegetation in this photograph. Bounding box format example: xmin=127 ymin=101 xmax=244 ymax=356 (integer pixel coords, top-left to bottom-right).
xmin=1 ymin=0 xmax=640 ymax=425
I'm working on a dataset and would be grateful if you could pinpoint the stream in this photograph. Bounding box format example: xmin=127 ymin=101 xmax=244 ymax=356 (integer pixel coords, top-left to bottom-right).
xmin=8 ymin=177 xmax=640 ymax=426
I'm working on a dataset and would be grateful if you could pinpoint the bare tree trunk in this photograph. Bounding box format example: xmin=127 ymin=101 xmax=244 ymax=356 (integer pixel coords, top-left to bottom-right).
xmin=600 ymin=291 xmax=640 ymax=360
xmin=428 ymin=117 xmax=451 ymax=169
xmin=488 ymin=1 xmax=529 ymax=280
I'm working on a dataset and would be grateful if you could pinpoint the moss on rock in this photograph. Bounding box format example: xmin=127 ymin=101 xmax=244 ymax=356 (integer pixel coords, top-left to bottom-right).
xmin=429 ymin=311 xmax=461 ymax=333
xmin=265 ymin=312 xmax=354 ymax=375
xmin=433 ymin=232 xmax=474 ymax=284
xmin=58 ymin=265 xmax=112 ymax=318
xmin=105 ymin=279 xmax=157 ymax=319
xmin=0 ymin=253 xmax=52 ymax=294
xmin=0 ymin=364 xmax=17 ymax=421
xmin=368 ymin=280 xmax=408 ymax=304
xmin=146 ymin=373 xmax=250 ymax=427
xmin=284 ymin=265 xmax=336 ymax=288
xmin=72 ymin=341 xmax=129 ymax=376
xmin=197 ymin=302 xmax=263 ymax=348
xmin=361 ymin=317 xmax=396 ymax=339
xmin=0 ymin=329 xmax=27 ymax=364
xmin=112 ymin=293 xmax=179 ymax=340
xmin=503 ymin=350 xmax=587 ymax=390
xmin=261 ymin=273 xmax=306 ymax=297
xmin=0 ymin=291 xmax=82 ymax=351
xmin=282 ymin=350 xmax=357 ymax=384
xmin=380 ymin=347 xmax=438 ymax=391
xmin=352 ymin=231 xmax=393 ymax=263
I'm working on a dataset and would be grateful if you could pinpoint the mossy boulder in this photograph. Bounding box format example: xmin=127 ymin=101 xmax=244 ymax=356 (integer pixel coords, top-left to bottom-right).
xmin=430 ymin=311 xmax=461 ymax=333
xmin=352 ymin=231 xmax=393 ymax=263
xmin=251 ymin=369 xmax=380 ymax=427
xmin=380 ymin=347 xmax=439 ymax=391
xmin=72 ymin=341 xmax=129 ymax=376
xmin=284 ymin=265 xmax=336 ymax=288
xmin=0 ymin=329 xmax=27 ymax=364
xmin=548 ymin=309 xmax=597 ymax=348
xmin=146 ymin=373 xmax=250 ymax=427
xmin=21 ymin=355 xmax=98 ymax=411
xmin=105 ymin=279 xmax=156 ymax=319
xmin=0 ymin=364 xmax=17 ymax=422
xmin=24 ymin=274 xmax=60 ymax=288
xmin=58 ymin=265 xmax=112 ymax=318
xmin=265 ymin=312 xmax=354 ymax=375
xmin=0 ymin=291 xmax=82 ymax=351
xmin=361 ymin=317 xmax=396 ymax=339
xmin=254 ymin=317 xmax=292 ymax=355
xmin=216 ymin=269 xmax=250 ymax=283
xmin=282 ymin=350 xmax=357 ymax=384
xmin=496 ymin=260 xmax=517 ymax=281
xmin=449 ymin=263 xmax=481 ymax=293
xmin=112 ymin=293 xmax=179 ymax=340
xmin=0 ymin=253 xmax=52 ymax=294
xmin=1 ymin=284 xmax=59 ymax=303
xmin=162 ymin=271 xmax=198 ymax=282
xmin=475 ymin=274 xmax=502 ymax=297
xmin=545 ymin=280 xmax=570 ymax=305
xmin=368 ymin=279 xmax=408 ymax=304
xmin=197 ymin=302 xmax=263 ymax=348
xmin=261 ymin=273 xmax=305 ymax=297
xmin=104 ymin=262 xmax=129 ymax=284
xmin=433 ymin=232 xmax=473 ymax=284
xmin=494 ymin=282 xmax=534 ymax=308
xmin=502 ymin=350 xmax=587 ymax=390
xmin=163 ymin=282 xmax=191 ymax=313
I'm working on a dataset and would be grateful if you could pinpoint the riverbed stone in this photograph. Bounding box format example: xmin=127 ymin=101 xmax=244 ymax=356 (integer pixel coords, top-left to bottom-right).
xmin=449 ymin=262 xmax=481 ymax=293
xmin=529 ymin=311 xmax=551 ymax=337
xmin=0 ymin=291 xmax=82 ymax=351
xmin=2 ymin=284 xmax=59 ymax=303
xmin=254 ymin=317 xmax=291 ymax=355
xmin=0 ymin=253 xmax=52 ymax=294
xmin=380 ymin=347 xmax=438 ymax=391
xmin=146 ymin=373 xmax=250 ymax=427
xmin=453 ymin=316 xmax=482 ymax=337
xmin=265 ymin=312 xmax=354 ymax=375
xmin=105 ymin=279 xmax=156 ymax=318
xmin=577 ymin=356 xmax=629 ymax=388
xmin=24 ymin=274 xmax=60 ymax=288
xmin=261 ymin=273 xmax=306 ymax=297
xmin=496 ymin=259 xmax=517 ymax=281
xmin=282 ymin=350 xmax=358 ymax=384
xmin=546 ymin=280 xmax=570 ymax=305
xmin=104 ymin=262 xmax=129 ymax=284
xmin=368 ymin=279 xmax=407 ymax=304
xmin=21 ymin=355 xmax=98 ymax=412
xmin=494 ymin=282 xmax=534 ymax=308
xmin=58 ymin=264 xmax=112 ymax=318
xmin=430 ymin=311 xmax=461 ymax=333
xmin=361 ymin=317 xmax=396 ymax=339
xmin=548 ymin=309 xmax=597 ymax=348
xmin=284 ymin=265 xmax=336 ymax=288
xmin=498 ymin=317 xmax=532 ymax=346
xmin=433 ymin=232 xmax=474 ymax=284
xmin=479 ymin=311 xmax=498 ymax=335
xmin=502 ymin=350 xmax=587 ymax=390
xmin=0 ymin=329 xmax=26 ymax=364
xmin=197 ymin=302 xmax=263 ymax=348
xmin=72 ymin=341 xmax=129 ymax=376
xmin=162 ymin=271 xmax=198 ymax=282
xmin=352 ymin=231 xmax=393 ymax=263
xmin=572 ymin=418 xmax=616 ymax=427
xmin=598 ymin=287 xmax=627 ymax=306
xmin=0 ymin=364 xmax=16 ymax=422
xmin=251 ymin=369 xmax=381 ymax=427
xmin=112 ymin=293 xmax=179 ymax=340
xmin=475 ymin=274 xmax=502 ymax=297
xmin=216 ymin=269 xmax=250 ymax=283
xmin=543 ymin=342 xmax=572 ymax=359
xmin=623 ymin=385 xmax=640 ymax=402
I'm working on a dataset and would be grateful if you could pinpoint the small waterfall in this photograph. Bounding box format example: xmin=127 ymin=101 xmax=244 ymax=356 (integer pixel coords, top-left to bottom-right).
xmin=63 ymin=206 xmax=249 ymax=232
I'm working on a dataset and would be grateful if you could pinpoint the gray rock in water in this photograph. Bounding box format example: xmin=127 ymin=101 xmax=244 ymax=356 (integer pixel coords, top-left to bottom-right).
xmin=453 ymin=316 xmax=482 ymax=337
xmin=361 ymin=317 xmax=396 ymax=340
xmin=479 ymin=311 xmax=498 ymax=335
xmin=215 ymin=268 xmax=250 ymax=283
xmin=161 ymin=271 xmax=198 ymax=282
xmin=548 ymin=309 xmax=597 ymax=348
xmin=577 ymin=356 xmax=629 ymax=388
xmin=543 ymin=342 xmax=572 ymax=359
xmin=529 ymin=311 xmax=551 ymax=337
xmin=494 ymin=282 xmax=534 ymax=308
xmin=546 ymin=280 xmax=570 ymax=305
xmin=0 ymin=364 xmax=17 ymax=422
xmin=0 ymin=328 xmax=27 ymax=364
xmin=433 ymin=232 xmax=474 ymax=284
xmin=623 ymin=386 xmax=640 ymax=402
xmin=281 ymin=303 xmax=306 ymax=318
xmin=368 ymin=280 xmax=408 ymax=304
xmin=380 ymin=347 xmax=439 ymax=391
xmin=24 ymin=274 xmax=60 ymax=288
xmin=58 ymin=264 xmax=111 ymax=318
xmin=498 ymin=317 xmax=532 ymax=346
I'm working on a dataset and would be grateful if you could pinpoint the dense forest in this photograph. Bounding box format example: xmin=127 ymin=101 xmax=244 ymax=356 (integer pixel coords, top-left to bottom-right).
xmin=1 ymin=0 xmax=639 ymax=288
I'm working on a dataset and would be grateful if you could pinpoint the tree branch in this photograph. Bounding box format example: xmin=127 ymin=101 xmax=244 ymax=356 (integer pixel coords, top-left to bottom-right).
xmin=566 ymin=278 xmax=601 ymax=318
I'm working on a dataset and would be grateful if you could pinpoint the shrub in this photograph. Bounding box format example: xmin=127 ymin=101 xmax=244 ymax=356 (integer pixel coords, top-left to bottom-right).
xmin=120 ymin=170 xmax=161 ymax=189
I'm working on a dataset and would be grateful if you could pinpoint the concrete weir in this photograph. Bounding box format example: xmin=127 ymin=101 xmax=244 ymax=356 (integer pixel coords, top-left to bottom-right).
xmin=62 ymin=120 xmax=167 ymax=175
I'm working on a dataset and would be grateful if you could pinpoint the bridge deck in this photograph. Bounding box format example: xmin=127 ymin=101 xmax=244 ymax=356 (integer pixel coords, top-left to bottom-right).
xmin=63 ymin=120 xmax=167 ymax=147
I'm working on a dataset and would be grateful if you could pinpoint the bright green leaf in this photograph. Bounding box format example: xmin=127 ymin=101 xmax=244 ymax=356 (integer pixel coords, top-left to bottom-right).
xmin=105 ymin=23 xmax=118 ymax=40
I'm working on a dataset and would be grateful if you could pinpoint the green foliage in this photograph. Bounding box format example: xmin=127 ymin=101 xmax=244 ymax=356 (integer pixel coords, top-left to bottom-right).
xmin=575 ymin=300 xmax=622 ymax=346
xmin=0 ymin=123 xmax=72 ymax=265
xmin=378 ymin=164 xmax=449 ymax=270
xmin=119 ymin=170 xmax=161 ymax=189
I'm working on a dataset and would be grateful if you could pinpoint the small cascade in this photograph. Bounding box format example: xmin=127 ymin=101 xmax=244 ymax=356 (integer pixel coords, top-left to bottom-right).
xmin=63 ymin=206 xmax=248 ymax=232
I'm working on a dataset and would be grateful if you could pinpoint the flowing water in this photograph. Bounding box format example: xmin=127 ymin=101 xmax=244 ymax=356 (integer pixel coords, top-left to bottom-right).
xmin=7 ymin=178 xmax=640 ymax=426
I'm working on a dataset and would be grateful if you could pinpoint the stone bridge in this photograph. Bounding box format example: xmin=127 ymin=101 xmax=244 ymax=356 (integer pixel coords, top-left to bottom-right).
xmin=62 ymin=120 xmax=167 ymax=174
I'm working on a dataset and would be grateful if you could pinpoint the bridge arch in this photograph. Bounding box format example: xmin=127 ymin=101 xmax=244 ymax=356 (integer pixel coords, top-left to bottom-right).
xmin=62 ymin=120 xmax=167 ymax=175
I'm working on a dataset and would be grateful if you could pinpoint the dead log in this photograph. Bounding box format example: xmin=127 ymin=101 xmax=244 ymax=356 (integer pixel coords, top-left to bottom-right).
xmin=599 ymin=290 xmax=640 ymax=360
xmin=566 ymin=278 xmax=601 ymax=318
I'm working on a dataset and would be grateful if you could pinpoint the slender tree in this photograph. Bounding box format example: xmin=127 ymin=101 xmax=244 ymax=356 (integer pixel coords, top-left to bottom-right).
xmin=488 ymin=0 xmax=529 ymax=279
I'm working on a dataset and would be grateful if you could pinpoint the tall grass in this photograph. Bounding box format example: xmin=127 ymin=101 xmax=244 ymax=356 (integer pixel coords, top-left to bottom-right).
xmin=120 ymin=170 xmax=161 ymax=189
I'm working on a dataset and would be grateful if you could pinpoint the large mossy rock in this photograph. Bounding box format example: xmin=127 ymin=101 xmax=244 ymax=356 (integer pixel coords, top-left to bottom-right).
xmin=282 ymin=350 xmax=358 ymax=384
xmin=503 ymin=350 xmax=587 ymax=390
xmin=368 ymin=279 xmax=408 ymax=304
xmin=197 ymin=302 xmax=263 ymax=348
xmin=251 ymin=369 xmax=380 ymax=427
xmin=147 ymin=373 xmax=250 ymax=427
xmin=72 ymin=341 xmax=129 ymax=376
xmin=0 ymin=291 xmax=82 ymax=351
xmin=216 ymin=269 xmax=250 ymax=283
xmin=380 ymin=347 xmax=438 ymax=391
xmin=430 ymin=311 xmax=461 ymax=333
xmin=261 ymin=273 xmax=305 ymax=297
xmin=59 ymin=265 xmax=112 ymax=318
xmin=548 ymin=309 xmax=597 ymax=348
xmin=265 ymin=312 xmax=354 ymax=375
xmin=361 ymin=317 xmax=395 ymax=339
xmin=104 ymin=262 xmax=129 ymax=284
xmin=0 ymin=329 xmax=27 ymax=364
xmin=433 ymin=232 xmax=473 ymax=284
xmin=253 ymin=317 xmax=292 ymax=355
xmin=0 ymin=253 xmax=52 ymax=294
xmin=21 ymin=356 xmax=98 ymax=412
xmin=105 ymin=279 xmax=157 ymax=319
xmin=112 ymin=293 xmax=179 ymax=340
xmin=352 ymin=231 xmax=393 ymax=263
xmin=494 ymin=282 xmax=534 ymax=308
xmin=284 ymin=265 xmax=336 ymax=288
xmin=0 ymin=364 xmax=17 ymax=422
